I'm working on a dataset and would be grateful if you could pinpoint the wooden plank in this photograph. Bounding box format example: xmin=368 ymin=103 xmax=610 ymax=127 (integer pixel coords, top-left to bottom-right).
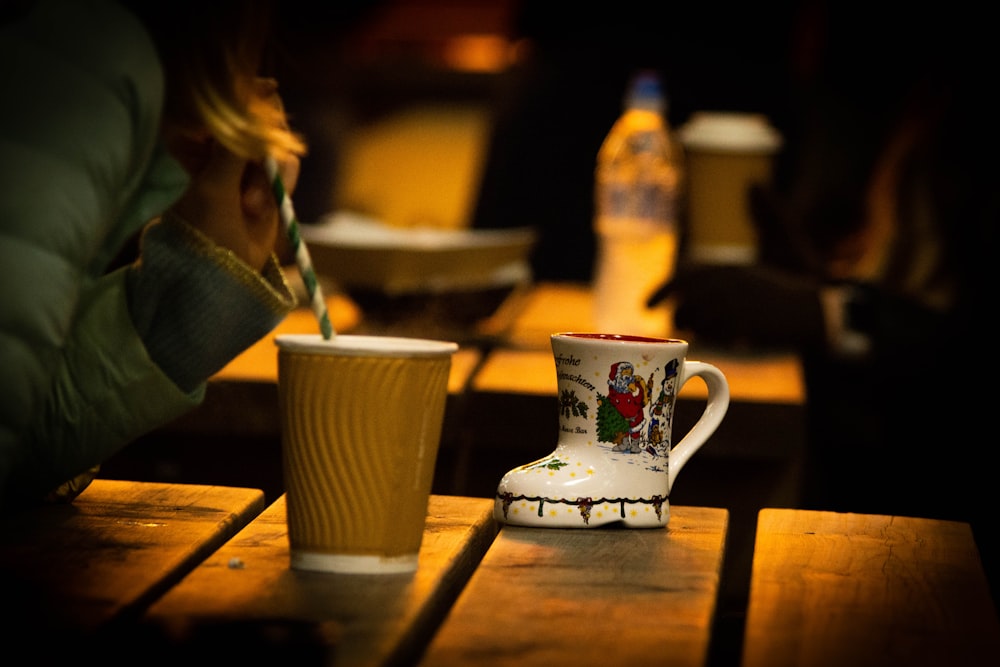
xmin=743 ymin=508 xmax=1000 ymax=667
xmin=473 ymin=347 xmax=804 ymax=405
xmin=144 ymin=494 xmax=498 ymax=667
xmin=420 ymin=506 xmax=729 ymax=667
xmin=214 ymin=293 xmax=362 ymax=382
xmin=0 ymin=480 xmax=265 ymax=636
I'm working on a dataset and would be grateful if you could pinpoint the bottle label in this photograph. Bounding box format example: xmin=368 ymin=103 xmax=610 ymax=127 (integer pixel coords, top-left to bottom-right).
xmin=598 ymin=180 xmax=676 ymax=226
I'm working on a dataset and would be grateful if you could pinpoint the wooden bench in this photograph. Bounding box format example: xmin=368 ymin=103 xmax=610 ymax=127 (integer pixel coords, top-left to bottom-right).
xmin=742 ymin=508 xmax=1000 ymax=667
xmin=419 ymin=506 xmax=729 ymax=667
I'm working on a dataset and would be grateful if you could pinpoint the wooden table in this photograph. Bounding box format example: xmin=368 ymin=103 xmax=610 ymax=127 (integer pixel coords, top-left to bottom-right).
xmin=8 ymin=485 xmax=997 ymax=666
xmin=420 ymin=506 xmax=730 ymax=667
xmin=143 ymin=494 xmax=498 ymax=667
xmin=742 ymin=508 xmax=1000 ymax=667
xmin=0 ymin=480 xmax=264 ymax=655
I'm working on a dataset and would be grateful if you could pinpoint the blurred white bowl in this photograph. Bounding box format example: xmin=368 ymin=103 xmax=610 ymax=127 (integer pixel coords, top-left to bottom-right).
xmin=301 ymin=211 xmax=537 ymax=296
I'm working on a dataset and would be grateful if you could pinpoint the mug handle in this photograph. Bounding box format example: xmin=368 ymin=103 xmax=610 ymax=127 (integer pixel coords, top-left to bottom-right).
xmin=668 ymin=361 xmax=730 ymax=491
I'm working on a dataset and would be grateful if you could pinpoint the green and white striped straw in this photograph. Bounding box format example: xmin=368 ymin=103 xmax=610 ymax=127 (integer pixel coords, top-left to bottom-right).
xmin=265 ymin=156 xmax=334 ymax=339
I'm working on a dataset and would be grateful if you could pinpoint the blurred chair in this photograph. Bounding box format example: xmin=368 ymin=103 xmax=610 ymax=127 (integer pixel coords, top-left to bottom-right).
xmin=332 ymin=103 xmax=493 ymax=230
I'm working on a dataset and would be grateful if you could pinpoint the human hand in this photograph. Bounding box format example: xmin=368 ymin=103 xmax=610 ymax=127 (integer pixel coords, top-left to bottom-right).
xmin=166 ymin=78 xmax=301 ymax=271
xmin=168 ymin=144 xmax=281 ymax=272
xmin=648 ymin=263 xmax=826 ymax=349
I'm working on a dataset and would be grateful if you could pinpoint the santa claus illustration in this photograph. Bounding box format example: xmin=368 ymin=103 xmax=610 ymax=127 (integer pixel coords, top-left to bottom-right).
xmin=607 ymin=361 xmax=649 ymax=453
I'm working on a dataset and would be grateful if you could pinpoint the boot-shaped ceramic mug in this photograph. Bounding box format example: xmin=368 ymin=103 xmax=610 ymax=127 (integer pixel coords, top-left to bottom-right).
xmin=495 ymin=333 xmax=730 ymax=528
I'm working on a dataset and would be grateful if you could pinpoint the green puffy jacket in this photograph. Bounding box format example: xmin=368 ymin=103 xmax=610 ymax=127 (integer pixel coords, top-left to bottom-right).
xmin=0 ymin=0 xmax=296 ymax=504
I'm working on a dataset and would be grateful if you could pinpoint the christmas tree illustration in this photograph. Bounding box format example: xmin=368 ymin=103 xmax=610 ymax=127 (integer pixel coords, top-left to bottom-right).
xmin=596 ymin=393 xmax=629 ymax=445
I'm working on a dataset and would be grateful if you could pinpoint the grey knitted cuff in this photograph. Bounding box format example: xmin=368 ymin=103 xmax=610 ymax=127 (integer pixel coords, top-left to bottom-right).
xmin=127 ymin=212 xmax=296 ymax=392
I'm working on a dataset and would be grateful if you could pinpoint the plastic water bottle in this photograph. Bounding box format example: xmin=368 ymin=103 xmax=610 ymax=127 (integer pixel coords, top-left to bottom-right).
xmin=592 ymin=70 xmax=681 ymax=337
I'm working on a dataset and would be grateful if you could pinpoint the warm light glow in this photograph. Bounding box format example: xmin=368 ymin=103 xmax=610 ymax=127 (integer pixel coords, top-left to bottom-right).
xmin=441 ymin=34 xmax=517 ymax=73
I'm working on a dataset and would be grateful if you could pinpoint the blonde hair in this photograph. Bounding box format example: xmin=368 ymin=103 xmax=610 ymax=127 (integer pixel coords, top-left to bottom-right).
xmin=128 ymin=0 xmax=307 ymax=162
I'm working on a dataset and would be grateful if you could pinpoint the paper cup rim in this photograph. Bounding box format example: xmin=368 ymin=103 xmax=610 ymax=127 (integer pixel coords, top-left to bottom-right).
xmin=275 ymin=333 xmax=458 ymax=357
xmin=679 ymin=111 xmax=782 ymax=153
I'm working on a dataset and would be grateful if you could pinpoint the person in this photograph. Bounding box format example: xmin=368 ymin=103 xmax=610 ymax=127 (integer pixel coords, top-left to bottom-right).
xmin=648 ymin=2 xmax=998 ymax=599
xmin=0 ymin=0 xmax=308 ymax=507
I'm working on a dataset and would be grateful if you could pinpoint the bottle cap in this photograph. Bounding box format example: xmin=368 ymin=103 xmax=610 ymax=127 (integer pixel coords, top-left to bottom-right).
xmin=625 ymin=70 xmax=665 ymax=113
